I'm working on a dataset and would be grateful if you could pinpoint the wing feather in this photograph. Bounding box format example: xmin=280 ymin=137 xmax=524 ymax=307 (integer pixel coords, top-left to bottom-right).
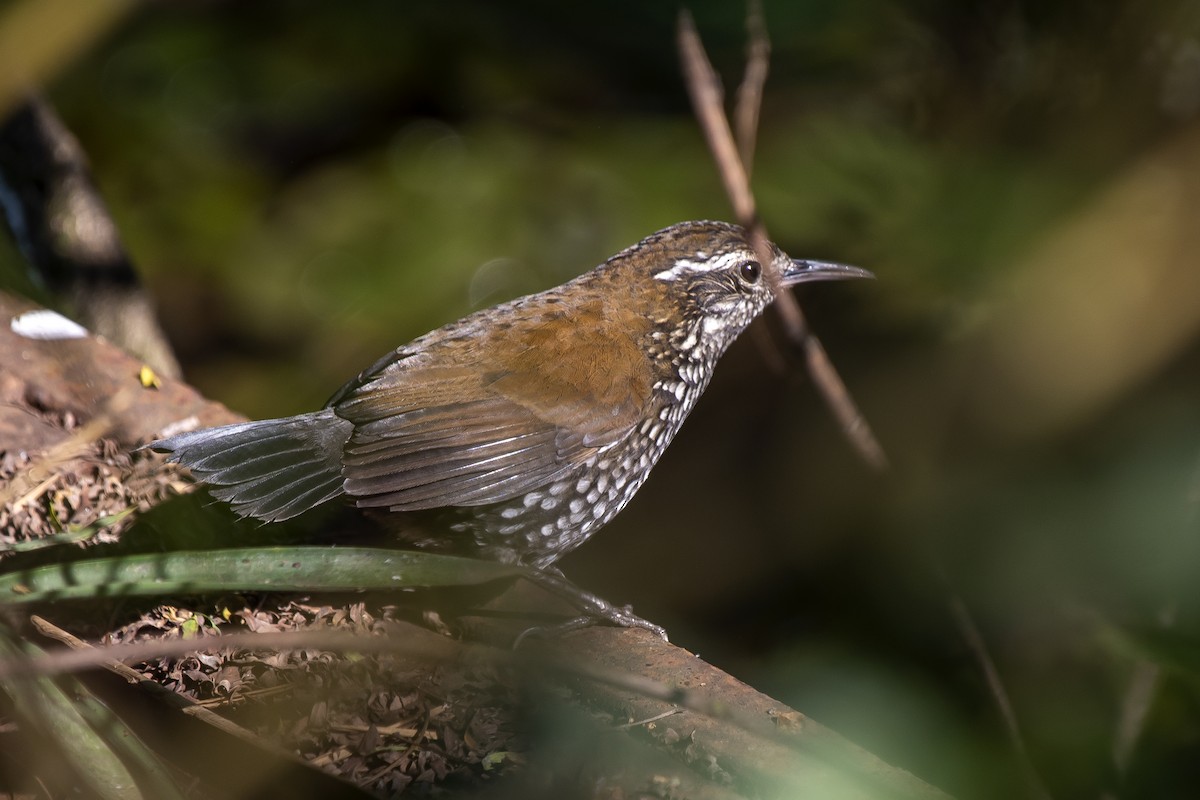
xmin=332 ymin=304 xmax=653 ymax=511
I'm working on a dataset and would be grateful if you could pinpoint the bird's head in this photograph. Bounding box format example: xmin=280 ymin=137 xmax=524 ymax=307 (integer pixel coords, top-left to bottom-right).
xmin=608 ymin=221 xmax=872 ymax=355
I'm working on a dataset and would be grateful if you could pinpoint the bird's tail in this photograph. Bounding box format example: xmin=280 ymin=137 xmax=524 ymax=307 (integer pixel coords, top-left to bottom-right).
xmin=147 ymin=409 xmax=353 ymax=522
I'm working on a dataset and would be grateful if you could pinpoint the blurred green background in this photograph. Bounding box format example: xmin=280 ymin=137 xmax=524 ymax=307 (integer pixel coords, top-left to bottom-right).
xmin=5 ymin=0 xmax=1200 ymax=797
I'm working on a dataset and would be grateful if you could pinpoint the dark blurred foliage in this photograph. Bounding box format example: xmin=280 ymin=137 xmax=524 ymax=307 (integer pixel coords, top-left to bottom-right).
xmin=5 ymin=0 xmax=1200 ymax=797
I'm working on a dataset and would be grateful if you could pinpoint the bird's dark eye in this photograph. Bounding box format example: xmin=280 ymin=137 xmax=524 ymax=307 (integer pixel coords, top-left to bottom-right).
xmin=738 ymin=260 xmax=762 ymax=285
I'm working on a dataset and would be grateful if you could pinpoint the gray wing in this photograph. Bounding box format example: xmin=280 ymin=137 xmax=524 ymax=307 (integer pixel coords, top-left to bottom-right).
xmin=338 ymin=394 xmax=576 ymax=510
xmin=334 ymin=364 xmax=635 ymax=511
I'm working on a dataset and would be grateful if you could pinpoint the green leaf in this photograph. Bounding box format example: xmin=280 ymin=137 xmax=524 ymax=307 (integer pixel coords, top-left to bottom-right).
xmin=482 ymin=750 xmax=520 ymax=771
xmin=1106 ymin=624 xmax=1200 ymax=678
xmin=0 ymin=547 xmax=522 ymax=603
xmin=0 ymin=509 xmax=134 ymax=554
xmin=0 ymin=627 xmax=150 ymax=800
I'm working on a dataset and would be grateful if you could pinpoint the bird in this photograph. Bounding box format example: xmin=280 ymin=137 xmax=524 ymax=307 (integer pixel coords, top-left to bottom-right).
xmin=149 ymin=221 xmax=871 ymax=575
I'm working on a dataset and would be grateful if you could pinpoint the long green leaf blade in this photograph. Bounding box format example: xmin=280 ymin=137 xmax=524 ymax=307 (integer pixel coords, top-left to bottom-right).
xmin=0 ymin=547 xmax=521 ymax=603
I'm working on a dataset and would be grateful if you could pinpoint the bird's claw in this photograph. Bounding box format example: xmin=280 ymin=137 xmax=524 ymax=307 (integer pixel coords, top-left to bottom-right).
xmin=511 ymin=605 xmax=668 ymax=649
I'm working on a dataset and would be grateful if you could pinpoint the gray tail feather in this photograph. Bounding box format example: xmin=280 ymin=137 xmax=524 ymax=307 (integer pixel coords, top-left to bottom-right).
xmin=147 ymin=409 xmax=353 ymax=522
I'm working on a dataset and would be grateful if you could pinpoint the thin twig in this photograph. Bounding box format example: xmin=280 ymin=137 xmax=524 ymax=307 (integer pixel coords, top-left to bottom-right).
xmin=676 ymin=9 xmax=887 ymax=470
xmin=734 ymin=0 xmax=770 ymax=177
xmin=1111 ymin=613 xmax=1170 ymax=775
xmin=1 ymin=625 xmax=423 ymax=680
xmin=748 ymin=323 xmax=789 ymax=374
xmin=677 ymin=10 xmax=755 ymax=225
xmin=1111 ymin=448 xmax=1200 ymax=775
xmin=944 ymin=591 xmax=1054 ymax=800
xmin=30 ymin=615 xmax=304 ymax=763
xmin=617 ymin=708 xmax=682 ymax=729
xmin=0 ymin=414 xmax=111 ymax=509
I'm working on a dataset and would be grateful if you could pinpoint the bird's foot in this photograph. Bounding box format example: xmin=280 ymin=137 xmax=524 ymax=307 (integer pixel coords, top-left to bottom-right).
xmin=512 ymin=566 xmax=669 ymax=648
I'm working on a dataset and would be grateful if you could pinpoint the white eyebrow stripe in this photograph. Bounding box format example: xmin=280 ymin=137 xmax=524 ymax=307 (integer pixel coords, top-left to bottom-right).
xmin=653 ymin=251 xmax=745 ymax=281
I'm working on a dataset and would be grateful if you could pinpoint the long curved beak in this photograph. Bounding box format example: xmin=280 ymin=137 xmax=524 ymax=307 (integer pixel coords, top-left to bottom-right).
xmin=781 ymin=259 xmax=874 ymax=286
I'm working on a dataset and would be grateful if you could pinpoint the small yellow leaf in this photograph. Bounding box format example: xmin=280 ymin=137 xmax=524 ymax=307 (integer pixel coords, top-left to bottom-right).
xmin=139 ymin=365 xmax=161 ymax=389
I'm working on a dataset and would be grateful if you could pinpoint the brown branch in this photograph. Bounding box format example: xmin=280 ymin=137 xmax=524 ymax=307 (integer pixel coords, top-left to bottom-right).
xmin=676 ymin=9 xmax=887 ymax=470
xmin=8 ymin=615 xmax=951 ymax=800
xmin=0 ymin=292 xmax=228 ymax=452
xmin=734 ymin=0 xmax=770 ymax=177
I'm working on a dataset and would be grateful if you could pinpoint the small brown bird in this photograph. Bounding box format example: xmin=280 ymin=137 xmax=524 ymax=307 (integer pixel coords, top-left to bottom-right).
xmin=151 ymin=221 xmax=870 ymax=572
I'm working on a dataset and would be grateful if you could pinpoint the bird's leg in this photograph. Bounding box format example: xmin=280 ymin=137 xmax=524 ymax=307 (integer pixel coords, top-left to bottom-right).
xmin=512 ymin=566 xmax=669 ymax=647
